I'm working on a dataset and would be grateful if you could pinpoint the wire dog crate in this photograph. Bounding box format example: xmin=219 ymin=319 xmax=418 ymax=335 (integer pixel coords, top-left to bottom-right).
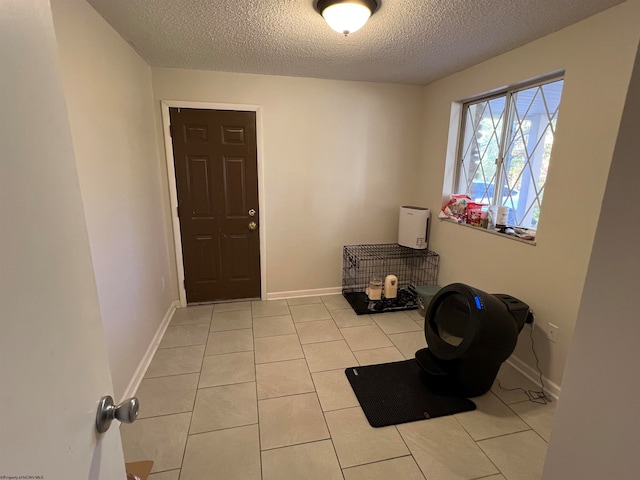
xmin=342 ymin=243 xmax=439 ymax=314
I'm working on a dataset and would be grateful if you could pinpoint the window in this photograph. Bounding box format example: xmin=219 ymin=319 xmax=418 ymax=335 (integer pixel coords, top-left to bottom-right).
xmin=455 ymin=76 xmax=564 ymax=230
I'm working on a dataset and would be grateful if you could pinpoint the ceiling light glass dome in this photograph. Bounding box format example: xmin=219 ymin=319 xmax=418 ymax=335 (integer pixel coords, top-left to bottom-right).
xmin=317 ymin=0 xmax=379 ymax=36
xmin=322 ymin=3 xmax=372 ymax=35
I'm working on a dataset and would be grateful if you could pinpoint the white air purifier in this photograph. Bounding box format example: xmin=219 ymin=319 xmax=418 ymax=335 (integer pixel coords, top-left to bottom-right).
xmin=398 ymin=206 xmax=430 ymax=249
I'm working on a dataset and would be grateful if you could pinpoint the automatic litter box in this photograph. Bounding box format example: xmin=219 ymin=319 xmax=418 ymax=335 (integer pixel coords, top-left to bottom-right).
xmin=415 ymin=283 xmax=533 ymax=397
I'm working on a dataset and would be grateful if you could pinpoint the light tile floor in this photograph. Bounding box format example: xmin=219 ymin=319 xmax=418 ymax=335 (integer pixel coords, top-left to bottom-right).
xmin=121 ymin=295 xmax=556 ymax=480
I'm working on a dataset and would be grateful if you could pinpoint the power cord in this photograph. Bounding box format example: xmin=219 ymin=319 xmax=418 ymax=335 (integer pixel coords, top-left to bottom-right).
xmin=497 ymin=321 xmax=553 ymax=405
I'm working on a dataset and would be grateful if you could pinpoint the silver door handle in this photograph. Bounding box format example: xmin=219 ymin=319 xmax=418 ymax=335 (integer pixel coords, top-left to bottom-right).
xmin=96 ymin=395 xmax=139 ymax=434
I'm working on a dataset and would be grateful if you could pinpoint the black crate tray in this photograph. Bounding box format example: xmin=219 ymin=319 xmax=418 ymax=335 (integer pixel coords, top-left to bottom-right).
xmin=343 ymin=289 xmax=419 ymax=315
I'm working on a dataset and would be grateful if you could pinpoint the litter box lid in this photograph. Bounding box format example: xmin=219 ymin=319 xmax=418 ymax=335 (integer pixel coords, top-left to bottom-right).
xmin=425 ymin=283 xmax=520 ymax=361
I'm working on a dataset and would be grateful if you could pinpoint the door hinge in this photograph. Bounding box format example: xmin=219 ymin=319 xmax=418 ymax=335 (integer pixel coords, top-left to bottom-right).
xmin=169 ymin=124 xmax=174 ymax=138
xmin=176 ymin=205 xmax=180 ymax=218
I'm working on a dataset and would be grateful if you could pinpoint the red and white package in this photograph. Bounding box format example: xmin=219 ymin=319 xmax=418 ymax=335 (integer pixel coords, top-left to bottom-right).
xmin=466 ymin=202 xmax=487 ymax=226
xmin=439 ymin=194 xmax=471 ymax=222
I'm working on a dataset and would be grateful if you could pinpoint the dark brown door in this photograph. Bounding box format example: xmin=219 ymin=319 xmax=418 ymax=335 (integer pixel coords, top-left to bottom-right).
xmin=170 ymin=108 xmax=260 ymax=303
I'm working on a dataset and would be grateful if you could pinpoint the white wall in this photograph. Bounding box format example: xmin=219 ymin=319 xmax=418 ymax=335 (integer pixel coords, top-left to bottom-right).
xmin=417 ymin=1 xmax=640 ymax=390
xmin=51 ymin=0 xmax=175 ymax=398
xmin=543 ymin=36 xmax=640 ymax=480
xmin=152 ymin=70 xmax=425 ymax=295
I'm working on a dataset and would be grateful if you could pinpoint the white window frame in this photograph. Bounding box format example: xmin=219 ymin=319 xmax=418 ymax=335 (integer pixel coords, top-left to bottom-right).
xmin=453 ymin=73 xmax=564 ymax=231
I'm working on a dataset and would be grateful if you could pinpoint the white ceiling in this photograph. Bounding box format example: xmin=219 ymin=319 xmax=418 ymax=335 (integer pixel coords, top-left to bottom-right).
xmin=86 ymin=0 xmax=625 ymax=85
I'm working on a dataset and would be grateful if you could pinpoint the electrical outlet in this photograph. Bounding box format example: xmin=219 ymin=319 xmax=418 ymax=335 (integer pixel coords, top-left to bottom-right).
xmin=545 ymin=322 xmax=559 ymax=343
xmin=161 ymin=276 xmax=166 ymax=290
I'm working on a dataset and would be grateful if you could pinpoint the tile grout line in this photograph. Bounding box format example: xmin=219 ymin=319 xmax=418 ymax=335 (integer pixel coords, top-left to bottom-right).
xmin=389 ymin=424 xmax=427 ymax=479
xmin=284 ymin=320 xmax=344 ymax=480
xmin=254 ymin=299 xmax=294 ymax=480
xmin=295 ymin=313 xmax=343 ymax=477
xmin=323 ymin=312 xmax=411 ymax=477
xmin=144 ymin=370 xmax=202 ymax=380
xmin=178 ymin=306 xmax=214 ymax=476
xmin=244 ymin=304 xmax=264 ymax=480
xmin=340 ymin=452 xmax=419 ymax=473
xmin=451 ymin=412 xmax=503 ymax=477
xmin=474 ymin=427 xmax=535 ymax=444
xmin=504 ymin=397 xmax=553 ymax=444
xmin=340 ymin=454 xmax=418 ymax=475
xmin=373 ymin=325 xmax=427 ymax=480
xmin=157 ymin=341 xmax=208 ymax=350
xmin=493 ymin=386 xmax=552 ymax=444
xmin=252 ymin=316 xmax=265 ymax=480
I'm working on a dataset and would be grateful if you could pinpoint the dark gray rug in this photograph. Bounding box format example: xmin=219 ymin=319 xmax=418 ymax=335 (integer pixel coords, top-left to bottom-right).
xmin=345 ymin=359 xmax=476 ymax=428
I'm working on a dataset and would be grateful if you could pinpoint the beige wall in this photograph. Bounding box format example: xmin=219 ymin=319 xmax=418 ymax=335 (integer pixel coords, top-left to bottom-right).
xmin=418 ymin=1 xmax=640 ymax=389
xmin=543 ymin=36 xmax=640 ymax=479
xmin=152 ymin=69 xmax=425 ymax=295
xmin=52 ymin=0 xmax=175 ymax=398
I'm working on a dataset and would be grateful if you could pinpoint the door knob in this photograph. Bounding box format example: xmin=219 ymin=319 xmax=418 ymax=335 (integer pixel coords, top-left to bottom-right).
xmin=96 ymin=395 xmax=139 ymax=434
xmin=248 ymin=221 xmax=257 ymax=231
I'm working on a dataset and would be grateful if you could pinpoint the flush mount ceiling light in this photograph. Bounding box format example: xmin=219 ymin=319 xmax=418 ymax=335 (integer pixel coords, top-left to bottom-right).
xmin=316 ymin=0 xmax=379 ymax=36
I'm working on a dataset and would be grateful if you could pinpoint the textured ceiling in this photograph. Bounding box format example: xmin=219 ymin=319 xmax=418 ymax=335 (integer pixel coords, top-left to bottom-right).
xmin=86 ymin=0 xmax=625 ymax=85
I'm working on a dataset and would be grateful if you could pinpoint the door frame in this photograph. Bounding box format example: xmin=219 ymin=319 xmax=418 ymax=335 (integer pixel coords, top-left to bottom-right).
xmin=160 ymin=100 xmax=267 ymax=307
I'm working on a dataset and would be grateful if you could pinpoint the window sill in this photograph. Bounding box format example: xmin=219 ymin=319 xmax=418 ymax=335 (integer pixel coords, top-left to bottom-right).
xmin=440 ymin=218 xmax=537 ymax=246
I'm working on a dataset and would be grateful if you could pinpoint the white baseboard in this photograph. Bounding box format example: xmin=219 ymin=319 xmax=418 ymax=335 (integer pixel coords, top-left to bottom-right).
xmin=506 ymin=354 xmax=561 ymax=401
xmin=267 ymin=286 xmax=342 ymax=300
xmin=121 ymin=300 xmax=179 ymax=401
